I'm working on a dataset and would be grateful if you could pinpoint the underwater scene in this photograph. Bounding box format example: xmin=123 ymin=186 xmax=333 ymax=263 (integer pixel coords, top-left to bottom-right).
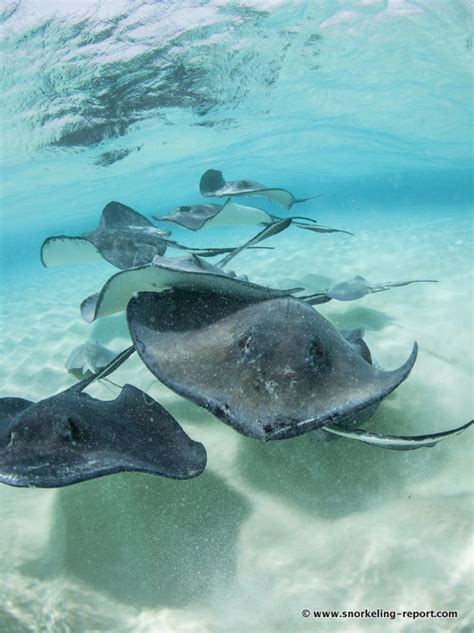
xmin=0 ymin=1 xmax=473 ymax=632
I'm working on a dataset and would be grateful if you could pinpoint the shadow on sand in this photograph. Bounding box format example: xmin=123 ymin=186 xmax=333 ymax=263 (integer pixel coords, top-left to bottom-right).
xmin=90 ymin=313 xmax=130 ymax=343
xmin=234 ymin=389 xmax=446 ymax=520
xmin=326 ymin=306 xmax=395 ymax=331
xmin=26 ymin=470 xmax=250 ymax=609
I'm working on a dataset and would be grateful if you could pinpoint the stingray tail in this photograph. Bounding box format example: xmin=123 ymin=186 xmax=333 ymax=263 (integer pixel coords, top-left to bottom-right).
xmin=159 ymin=228 xmax=276 ymax=257
xmin=324 ymin=419 xmax=473 ymax=450
xmin=189 ymin=246 xmax=274 ymax=257
xmin=69 ymin=345 xmax=136 ymax=393
xmin=216 ymin=218 xmax=292 ymax=268
xmin=300 ymin=293 xmax=332 ymax=305
xmin=289 ymin=216 xmax=319 ymax=223
xmin=293 ymin=193 xmax=324 ymax=204
xmin=261 ymin=215 xmax=320 ymax=225
xmin=294 ymin=222 xmax=354 ymax=236
xmin=382 ymin=279 xmax=439 ymax=289
xmin=157 ymin=238 xmax=241 ymax=256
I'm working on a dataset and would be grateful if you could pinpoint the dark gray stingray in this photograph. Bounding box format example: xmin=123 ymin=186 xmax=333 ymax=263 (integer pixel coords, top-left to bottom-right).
xmin=0 ymin=366 xmax=206 ymax=488
xmin=154 ymin=200 xmax=255 ymax=230
xmin=199 ymin=169 xmax=315 ymax=209
xmin=303 ymin=275 xmax=438 ymax=305
xmin=65 ymin=342 xmax=117 ymax=379
xmin=40 ymin=201 xmax=255 ymax=270
xmin=153 ymin=198 xmax=352 ymax=235
xmin=127 ymin=290 xmax=473 ymax=449
xmin=41 ymin=201 xmax=174 ymax=269
xmin=127 ymin=291 xmax=417 ymax=439
xmin=80 ymin=251 xmax=302 ymax=322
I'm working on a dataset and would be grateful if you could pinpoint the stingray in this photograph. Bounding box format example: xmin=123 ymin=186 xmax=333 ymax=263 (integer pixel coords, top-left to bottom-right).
xmin=303 ymin=275 xmax=438 ymax=305
xmin=127 ymin=289 xmax=473 ymax=449
xmin=40 ymin=201 xmax=258 ymax=270
xmin=153 ymin=197 xmax=352 ymax=236
xmin=0 ymin=349 xmax=206 ymax=488
xmin=65 ymin=342 xmax=117 ymax=379
xmin=80 ymin=220 xmax=302 ymax=322
xmin=199 ymin=169 xmax=316 ymax=209
xmin=153 ymin=200 xmax=271 ymax=230
xmin=80 ymin=250 xmax=301 ymax=323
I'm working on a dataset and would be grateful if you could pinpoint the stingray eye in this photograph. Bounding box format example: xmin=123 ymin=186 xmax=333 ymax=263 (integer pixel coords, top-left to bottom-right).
xmin=179 ymin=206 xmax=191 ymax=213
xmin=310 ymin=338 xmax=324 ymax=357
xmin=240 ymin=180 xmax=252 ymax=188
xmin=6 ymin=431 xmax=15 ymax=448
xmin=68 ymin=417 xmax=83 ymax=443
xmin=236 ymin=333 xmax=253 ymax=358
xmin=59 ymin=417 xmax=83 ymax=443
xmin=308 ymin=337 xmax=326 ymax=368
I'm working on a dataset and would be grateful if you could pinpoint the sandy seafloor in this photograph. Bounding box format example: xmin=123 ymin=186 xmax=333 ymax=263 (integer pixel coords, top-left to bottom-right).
xmin=0 ymin=208 xmax=472 ymax=633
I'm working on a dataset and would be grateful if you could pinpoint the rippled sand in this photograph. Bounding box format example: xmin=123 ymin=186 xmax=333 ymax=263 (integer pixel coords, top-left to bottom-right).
xmin=0 ymin=214 xmax=472 ymax=632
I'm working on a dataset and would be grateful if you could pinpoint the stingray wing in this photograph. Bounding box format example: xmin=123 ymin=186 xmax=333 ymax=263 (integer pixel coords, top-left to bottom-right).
xmin=0 ymin=398 xmax=32 ymax=420
xmin=153 ymin=204 xmax=224 ymax=230
xmin=99 ymin=201 xmax=155 ymax=229
xmin=206 ymin=199 xmax=275 ymax=228
xmin=88 ymin=385 xmax=207 ymax=481
xmin=41 ymin=236 xmax=104 ymax=267
xmin=242 ymin=188 xmax=296 ymax=209
xmin=266 ymin=343 xmax=418 ymax=439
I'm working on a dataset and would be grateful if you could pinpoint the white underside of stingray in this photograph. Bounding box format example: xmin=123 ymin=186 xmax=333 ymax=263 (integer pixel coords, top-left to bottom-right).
xmin=228 ymin=187 xmax=295 ymax=209
xmin=153 ymin=199 xmax=277 ymax=230
xmin=41 ymin=237 xmax=104 ymax=266
xmin=204 ymin=200 xmax=274 ymax=227
xmin=80 ymin=257 xmax=297 ymax=323
xmin=154 ymin=198 xmax=325 ymax=233
xmin=65 ymin=342 xmax=117 ymax=377
xmin=210 ymin=185 xmax=294 ymax=209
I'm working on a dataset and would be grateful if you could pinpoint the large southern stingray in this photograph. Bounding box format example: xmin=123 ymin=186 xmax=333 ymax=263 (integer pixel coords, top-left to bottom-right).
xmin=65 ymin=342 xmax=117 ymax=379
xmin=153 ymin=198 xmax=352 ymax=236
xmin=80 ymin=250 xmax=301 ymax=323
xmin=40 ymin=201 xmax=256 ymax=270
xmin=127 ymin=289 xmax=473 ymax=449
xmin=41 ymin=201 xmax=173 ymax=269
xmin=0 ymin=349 xmax=206 ymax=488
xmin=199 ymin=169 xmax=314 ymax=209
xmin=153 ymin=200 xmax=272 ymax=230
xmin=80 ymin=219 xmax=301 ymax=322
xmin=303 ymin=275 xmax=438 ymax=305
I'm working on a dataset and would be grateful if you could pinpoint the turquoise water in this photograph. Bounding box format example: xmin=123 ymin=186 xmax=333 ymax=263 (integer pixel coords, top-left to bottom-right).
xmin=0 ymin=2 xmax=473 ymax=632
